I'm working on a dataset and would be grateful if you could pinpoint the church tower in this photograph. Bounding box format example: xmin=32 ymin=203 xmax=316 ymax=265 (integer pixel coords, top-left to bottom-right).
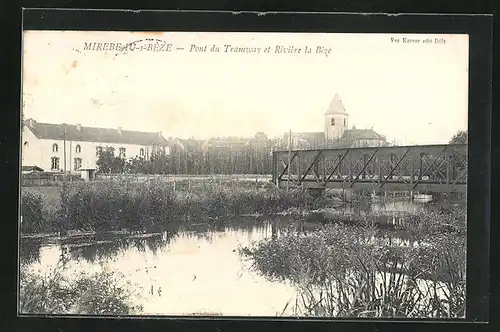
xmin=324 ymin=93 xmax=349 ymax=142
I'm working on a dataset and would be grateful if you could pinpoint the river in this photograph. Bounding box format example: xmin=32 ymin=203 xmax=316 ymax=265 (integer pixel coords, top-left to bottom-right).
xmin=19 ymin=198 xmax=462 ymax=316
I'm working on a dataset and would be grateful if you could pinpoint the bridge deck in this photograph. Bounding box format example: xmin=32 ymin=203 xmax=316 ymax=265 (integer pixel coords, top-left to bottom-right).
xmin=271 ymin=144 xmax=467 ymax=193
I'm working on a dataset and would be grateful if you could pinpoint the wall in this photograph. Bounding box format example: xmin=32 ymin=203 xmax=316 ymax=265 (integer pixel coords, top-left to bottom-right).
xmin=351 ymin=139 xmax=385 ymax=148
xmin=21 ymin=127 xmax=51 ymax=171
xmin=21 ymin=127 xmax=168 ymax=173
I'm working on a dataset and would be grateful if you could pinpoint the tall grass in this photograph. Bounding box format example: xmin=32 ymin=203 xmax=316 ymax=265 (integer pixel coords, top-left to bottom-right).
xmin=37 ymin=180 xmax=317 ymax=234
xmin=240 ymin=223 xmax=466 ymax=318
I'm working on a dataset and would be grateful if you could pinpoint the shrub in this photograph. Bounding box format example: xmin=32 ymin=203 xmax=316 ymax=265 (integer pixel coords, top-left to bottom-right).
xmin=20 ymin=191 xmax=46 ymax=233
xmin=19 ymin=256 xmax=143 ymax=315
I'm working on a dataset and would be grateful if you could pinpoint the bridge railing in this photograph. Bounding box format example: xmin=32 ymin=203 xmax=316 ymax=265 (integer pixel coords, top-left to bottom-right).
xmin=271 ymin=144 xmax=467 ymax=193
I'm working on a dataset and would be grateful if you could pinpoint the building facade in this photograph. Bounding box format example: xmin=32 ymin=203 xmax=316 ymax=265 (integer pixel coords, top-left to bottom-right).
xmin=21 ymin=119 xmax=170 ymax=173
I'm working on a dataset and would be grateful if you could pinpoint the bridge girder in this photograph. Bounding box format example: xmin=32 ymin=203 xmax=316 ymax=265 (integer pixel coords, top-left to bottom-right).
xmin=272 ymin=144 xmax=467 ymax=193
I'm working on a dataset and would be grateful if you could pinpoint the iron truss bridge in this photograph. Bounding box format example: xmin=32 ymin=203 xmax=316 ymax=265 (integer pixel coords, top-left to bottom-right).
xmin=271 ymin=144 xmax=467 ymax=193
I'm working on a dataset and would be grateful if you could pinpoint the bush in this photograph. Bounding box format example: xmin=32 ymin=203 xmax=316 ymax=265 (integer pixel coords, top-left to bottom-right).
xmin=19 ymin=256 xmax=143 ymax=315
xmin=58 ymin=180 xmax=177 ymax=232
xmin=20 ymin=191 xmax=46 ymax=233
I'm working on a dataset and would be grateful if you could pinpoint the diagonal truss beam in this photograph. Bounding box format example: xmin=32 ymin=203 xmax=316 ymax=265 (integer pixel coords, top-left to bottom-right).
xmin=377 ymin=147 xmax=411 ymax=190
xmin=349 ymin=149 xmax=379 ymax=188
xmin=412 ymin=147 xmax=447 ymax=190
xmin=324 ymin=149 xmax=350 ymax=185
xmin=278 ymin=151 xmax=298 ymax=181
xmin=300 ymin=150 xmax=323 ymax=184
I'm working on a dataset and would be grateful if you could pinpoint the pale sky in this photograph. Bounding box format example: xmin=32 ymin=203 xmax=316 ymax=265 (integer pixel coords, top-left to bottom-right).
xmin=22 ymin=31 xmax=469 ymax=144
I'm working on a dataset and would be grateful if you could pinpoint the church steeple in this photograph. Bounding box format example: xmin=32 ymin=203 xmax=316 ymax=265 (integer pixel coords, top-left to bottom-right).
xmin=325 ymin=93 xmax=348 ymax=116
xmin=324 ymin=93 xmax=349 ymax=142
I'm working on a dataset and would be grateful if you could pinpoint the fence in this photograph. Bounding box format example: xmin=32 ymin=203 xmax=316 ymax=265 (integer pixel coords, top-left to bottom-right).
xmin=94 ymin=173 xmax=273 ymax=191
xmin=21 ymin=173 xmax=83 ymax=187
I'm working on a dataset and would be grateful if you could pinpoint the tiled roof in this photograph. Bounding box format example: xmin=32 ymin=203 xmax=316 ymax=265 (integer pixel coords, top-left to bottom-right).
xmin=25 ymin=119 xmax=169 ymax=146
xmin=341 ymin=129 xmax=385 ymax=141
xmin=284 ymin=132 xmax=324 ymax=140
xmin=325 ymin=93 xmax=348 ymax=115
xmin=22 ymin=165 xmax=44 ymax=172
xmin=203 ymin=139 xmax=248 ymax=150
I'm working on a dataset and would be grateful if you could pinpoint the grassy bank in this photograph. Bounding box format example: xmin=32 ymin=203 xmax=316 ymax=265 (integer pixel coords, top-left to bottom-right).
xmin=240 ymin=221 xmax=466 ymax=318
xmin=21 ymin=179 xmax=326 ymax=234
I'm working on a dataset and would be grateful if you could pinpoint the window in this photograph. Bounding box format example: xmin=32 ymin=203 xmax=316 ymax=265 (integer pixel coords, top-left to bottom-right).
xmin=51 ymin=157 xmax=60 ymax=170
xmin=140 ymin=148 xmax=145 ymax=156
xmin=74 ymin=158 xmax=82 ymax=171
xmin=344 ymin=119 xmax=347 ymax=126
xmin=119 ymin=147 xmax=126 ymax=158
xmin=52 ymin=143 xmax=59 ymax=152
xmin=331 ymin=118 xmax=335 ymax=126
xmin=96 ymin=146 xmax=103 ymax=156
xmin=75 ymin=144 xmax=81 ymax=153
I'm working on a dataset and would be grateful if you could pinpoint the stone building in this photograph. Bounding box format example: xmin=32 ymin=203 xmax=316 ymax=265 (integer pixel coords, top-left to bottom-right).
xmin=21 ymin=118 xmax=169 ymax=173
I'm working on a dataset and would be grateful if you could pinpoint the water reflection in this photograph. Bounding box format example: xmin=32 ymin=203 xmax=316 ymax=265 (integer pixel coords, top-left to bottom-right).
xmin=20 ymin=238 xmax=42 ymax=264
xmin=61 ymin=232 xmax=176 ymax=263
xmin=21 ymin=221 xmax=300 ymax=316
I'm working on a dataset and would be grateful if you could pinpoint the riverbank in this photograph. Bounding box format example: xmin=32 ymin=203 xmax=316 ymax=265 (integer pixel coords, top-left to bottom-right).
xmin=20 ymin=179 xmax=333 ymax=235
xmin=20 ymin=177 xmax=465 ymax=237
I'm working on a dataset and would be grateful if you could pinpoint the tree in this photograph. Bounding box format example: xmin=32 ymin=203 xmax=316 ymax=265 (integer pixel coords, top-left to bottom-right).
xmin=96 ymin=147 xmax=126 ymax=174
xmin=449 ymin=130 xmax=467 ymax=145
xmin=150 ymin=148 xmax=170 ymax=174
xmin=123 ymin=147 xmax=170 ymax=174
xmin=125 ymin=156 xmax=151 ymax=174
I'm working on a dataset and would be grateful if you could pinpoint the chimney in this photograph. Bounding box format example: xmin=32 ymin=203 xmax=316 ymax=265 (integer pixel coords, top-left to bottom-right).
xmin=118 ymin=127 xmax=122 ymax=135
xmin=76 ymin=124 xmax=82 ymax=131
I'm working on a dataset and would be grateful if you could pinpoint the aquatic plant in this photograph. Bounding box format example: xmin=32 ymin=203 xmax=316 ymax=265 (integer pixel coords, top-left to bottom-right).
xmin=240 ymin=223 xmax=466 ymax=318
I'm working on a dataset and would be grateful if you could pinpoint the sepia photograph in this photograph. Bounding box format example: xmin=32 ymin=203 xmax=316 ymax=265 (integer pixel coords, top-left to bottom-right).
xmin=19 ymin=30 xmax=469 ymax=319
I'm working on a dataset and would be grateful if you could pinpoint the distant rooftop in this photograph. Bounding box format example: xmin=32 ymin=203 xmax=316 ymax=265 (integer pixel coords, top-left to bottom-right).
xmin=342 ymin=128 xmax=385 ymax=141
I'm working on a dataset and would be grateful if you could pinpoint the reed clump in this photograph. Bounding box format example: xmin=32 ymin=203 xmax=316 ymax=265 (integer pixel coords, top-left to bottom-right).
xmin=21 ymin=179 xmax=319 ymax=234
xmin=240 ymin=222 xmax=466 ymax=318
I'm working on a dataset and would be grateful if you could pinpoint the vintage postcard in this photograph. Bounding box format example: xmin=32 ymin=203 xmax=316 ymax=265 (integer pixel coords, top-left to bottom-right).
xmin=19 ymin=30 xmax=468 ymax=318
